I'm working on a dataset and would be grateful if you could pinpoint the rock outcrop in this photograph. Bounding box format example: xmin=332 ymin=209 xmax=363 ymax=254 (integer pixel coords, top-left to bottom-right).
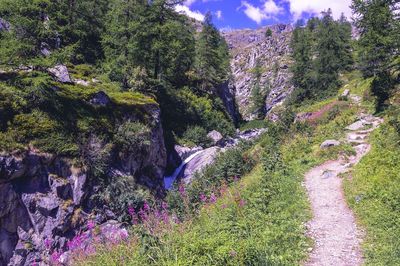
xmin=0 ymin=104 xmax=167 ymax=265
xmin=222 ymin=24 xmax=294 ymax=120
xmin=47 ymin=65 xmax=72 ymax=84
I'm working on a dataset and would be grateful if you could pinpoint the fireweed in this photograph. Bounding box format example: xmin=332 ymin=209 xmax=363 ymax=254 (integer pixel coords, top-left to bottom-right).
xmin=52 ymin=177 xmax=247 ymax=264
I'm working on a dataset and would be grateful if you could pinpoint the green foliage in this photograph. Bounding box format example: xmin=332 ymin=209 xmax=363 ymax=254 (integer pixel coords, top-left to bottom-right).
xmin=344 ymin=115 xmax=400 ymax=265
xmin=102 ymin=0 xmax=195 ymax=90
xmin=290 ymin=12 xmax=353 ymax=105
xmin=91 ymin=175 xmax=153 ymax=223
xmin=351 ymin=0 xmax=398 ymax=111
xmin=194 ymin=12 xmax=230 ymax=92
xmin=249 ymin=60 xmax=268 ymax=118
xmin=0 ymin=0 xmax=108 ymax=66
xmin=159 ymin=87 xmax=235 ymax=141
xmin=115 ymin=122 xmax=151 ymax=153
xmin=180 ymin=126 xmax=211 ymax=147
xmin=239 ymin=119 xmax=269 ymax=131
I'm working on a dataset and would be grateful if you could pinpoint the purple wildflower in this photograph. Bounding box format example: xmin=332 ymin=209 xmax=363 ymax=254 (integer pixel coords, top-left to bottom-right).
xmin=50 ymin=251 xmax=61 ymax=263
xmin=87 ymin=220 xmax=95 ymax=230
xmin=209 ymin=193 xmax=217 ymax=204
xmin=178 ymin=183 xmax=186 ymax=197
xmin=199 ymin=193 xmax=207 ymax=203
xmin=143 ymin=201 xmax=150 ymax=212
xmin=128 ymin=206 xmax=135 ymax=216
xmin=161 ymin=201 xmax=168 ymax=210
xmin=44 ymin=238 xmax=52 ymax=249
xmin=239 ymin=199 xmax=246 ymax=207
xmin=221 ymin=204 xmax=228 ymax=209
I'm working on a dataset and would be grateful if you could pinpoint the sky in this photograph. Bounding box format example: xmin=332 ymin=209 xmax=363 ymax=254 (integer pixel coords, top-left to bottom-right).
xmin=175 ymin=0 xmax=353 ymax=30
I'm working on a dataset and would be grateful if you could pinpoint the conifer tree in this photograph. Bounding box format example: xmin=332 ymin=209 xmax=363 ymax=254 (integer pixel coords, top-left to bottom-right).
xmin=314 ymin=9 xmax=342 ymax=97
xmin=195 ymin=12 xmax=230 ymax=92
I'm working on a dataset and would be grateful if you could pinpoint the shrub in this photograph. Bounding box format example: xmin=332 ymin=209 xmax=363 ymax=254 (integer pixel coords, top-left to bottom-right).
xmin=90 ymin=175 xmax=153 ymax=223
xmin=115 ymin=122 xmax=151 ymax=153
xmin=181 ymin=126 xmax=211 ymax=147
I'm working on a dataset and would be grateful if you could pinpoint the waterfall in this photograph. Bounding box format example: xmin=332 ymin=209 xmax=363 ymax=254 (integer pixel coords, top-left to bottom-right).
xmin=163 ymin=150 xmax=204 ymax=190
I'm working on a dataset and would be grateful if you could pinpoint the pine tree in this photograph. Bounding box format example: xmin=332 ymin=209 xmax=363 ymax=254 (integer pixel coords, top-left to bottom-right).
xmin=250 ymin=59 xmax=267 ymax=118
xmin=0 ymin=0 xmax=55 ymax=66
xmin=290 ymin=20 xmax=314 ymax=104
xmin=337 ymin=14 xmax=354 ymax=71
xmin=351 ymin=0 xmax=396 ymax=77
xmin=102 ymin=0 xmax=195 ymax=90
xmin=314 ymin=9 xmax=342 ymax=97
xmin=352 ymin=0 xmax=398 ymax=110
xmin=195 ymin=12 xmax=230 ymax=92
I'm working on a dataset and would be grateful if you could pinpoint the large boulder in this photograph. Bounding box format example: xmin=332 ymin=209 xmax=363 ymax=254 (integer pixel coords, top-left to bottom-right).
xmin=180 ymin=147 xmax=220 ymax=182
xmin=48 ymin=65 xmax=72 ymax=83
xmin=207 ymin=130 xmax=223 ymax=146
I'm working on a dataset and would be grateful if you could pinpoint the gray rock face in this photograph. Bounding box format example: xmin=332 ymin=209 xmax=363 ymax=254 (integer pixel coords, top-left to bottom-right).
xmin=216 ymin=80 xmax=240 ymax=124
xmin=320 ymin=140 xmax=341 ymax=149
xmin=48 ymin=64 xmax=72 ymax=83
xmin=207 ymin=130 xmax=223 ymax=146
xmin=223 ymin=24 xmax=294 ymax=120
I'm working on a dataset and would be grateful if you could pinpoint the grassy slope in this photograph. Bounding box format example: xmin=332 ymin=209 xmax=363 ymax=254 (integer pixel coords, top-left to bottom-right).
xmin=78 ymin=75 xmax=361 ymax=265
xmin=0 ymin=66 xmax=156 ymax=155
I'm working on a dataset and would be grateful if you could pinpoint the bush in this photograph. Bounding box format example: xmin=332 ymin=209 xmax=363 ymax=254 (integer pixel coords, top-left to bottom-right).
xmin=90 ymin=175 xmax=153 ymax=223
xmin=181 ymin=126 xmax=211 ymax=147
xmin=115 ymin=122 xmax=151 ymax=153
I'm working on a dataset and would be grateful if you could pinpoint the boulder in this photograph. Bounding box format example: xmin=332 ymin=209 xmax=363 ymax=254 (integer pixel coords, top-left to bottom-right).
xmin=181 ymin=147 xmax=220 ymax=182
xmin=89 ymin=91 xmax=111 ymax=106
xmin=48 ymin=65 xmax=72 ymax=83
xmin=320 ymin=140 xmax=341 ymax=149
xmin=207 ymin=130 xmax=223 ymax=145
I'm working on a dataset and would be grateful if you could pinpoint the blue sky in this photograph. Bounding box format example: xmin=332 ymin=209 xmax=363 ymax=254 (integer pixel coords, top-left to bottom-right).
xmin=175 ymin=0 xmax=353 ymax=30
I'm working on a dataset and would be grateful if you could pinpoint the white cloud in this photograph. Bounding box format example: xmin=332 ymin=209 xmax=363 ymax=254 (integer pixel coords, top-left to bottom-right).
xmin=239 ymin=0 xmax=283 ymax=24
xmin=263 ymin=0 xmax=284 ymax=14
xmin=183 ymin=0 xmax=197 ymax=6
xmin=216 ymin=10 xmax=223 ymax=19
xmin=284 ymin=0 xmax=352 ymax=20
xmin=175 ymin=4 xmax=205 ymax=21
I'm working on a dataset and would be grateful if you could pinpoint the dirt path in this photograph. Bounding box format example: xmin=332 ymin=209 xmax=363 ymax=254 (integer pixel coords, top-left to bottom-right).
xmin=305 ymin=113 xmax=383 ymax=266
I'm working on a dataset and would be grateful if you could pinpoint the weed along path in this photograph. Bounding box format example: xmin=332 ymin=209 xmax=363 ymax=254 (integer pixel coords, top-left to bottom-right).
xmin=304 ymin=112 xmax=383 ymax=266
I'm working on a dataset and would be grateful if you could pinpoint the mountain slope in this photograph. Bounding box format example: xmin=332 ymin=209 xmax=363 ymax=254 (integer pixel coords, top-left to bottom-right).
xmin=223 ymin=24 xmax=294 ymax=120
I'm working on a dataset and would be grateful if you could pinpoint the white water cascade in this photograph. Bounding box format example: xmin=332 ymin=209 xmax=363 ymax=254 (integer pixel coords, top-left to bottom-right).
xmin=163 ymin=150 xmax=204 ymax=190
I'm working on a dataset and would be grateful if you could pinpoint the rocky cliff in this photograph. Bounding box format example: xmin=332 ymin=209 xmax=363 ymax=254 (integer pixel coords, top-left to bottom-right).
xmin=222 ymin=24 xmax=294 ymax=120
xmin=0 ymin=69 xmax=167 ymax=265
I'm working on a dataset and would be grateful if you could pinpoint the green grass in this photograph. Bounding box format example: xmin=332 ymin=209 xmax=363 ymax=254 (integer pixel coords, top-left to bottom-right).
xmin=344 ymin=120 xmax=400 ymax=265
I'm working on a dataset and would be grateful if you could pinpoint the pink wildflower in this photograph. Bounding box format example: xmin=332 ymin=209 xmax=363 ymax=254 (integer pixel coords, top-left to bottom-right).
xmin=239 ymin=199 xmax=246 ymax=207
xmin=209 ymin=193 xmax=217 ymax=204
